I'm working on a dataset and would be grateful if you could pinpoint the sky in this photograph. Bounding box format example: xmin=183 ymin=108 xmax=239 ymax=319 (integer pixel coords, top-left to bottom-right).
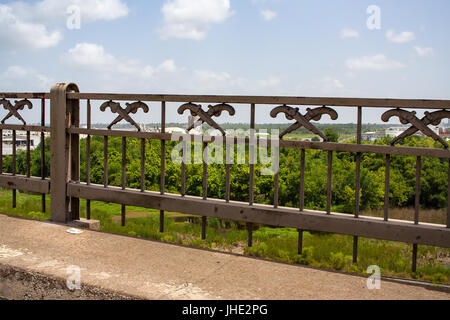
xmin=0 ymin=0 xmax=449 ymax=124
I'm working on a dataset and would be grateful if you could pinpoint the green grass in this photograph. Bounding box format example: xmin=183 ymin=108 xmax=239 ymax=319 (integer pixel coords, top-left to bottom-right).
xmin=1 ymin=190 xmax=448 ymax=285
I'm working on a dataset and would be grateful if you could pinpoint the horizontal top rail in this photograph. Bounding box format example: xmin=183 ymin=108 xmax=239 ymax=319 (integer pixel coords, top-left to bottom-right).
xmin=2 ymin=91 xmax=449 ymax=109
xmin=0 ymin=93 xmax=50 ymax=99
xmin=67 ymin=92 xmax=450 ymax=109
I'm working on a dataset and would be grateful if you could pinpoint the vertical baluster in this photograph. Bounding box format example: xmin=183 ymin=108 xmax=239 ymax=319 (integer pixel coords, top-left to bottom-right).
xmin=181 ymin=139 xmax=186 ymax=197
xmin=26 ymin=131 xmax=31 ymax=178
xmin=0 ymin=128 xmax=2 ymax=175
xmin=202 ymin=141 xmax=208 ymax=240
xmin=69 ymin=95 xmax=81 ymax=221
xmin=201 ymin=216 xmax=207 ymax=240
xmin=12 ymin=130 xmax=16 ymax=208
xmin=121 ymin=137 xmax=126 ymax=226
xmin=248 ymin=103 xmax=256 ymax=247
xmin=225 ymin=138 xmax=231 ymax=203
xmin=86 ymin=100 xmax=91 ymax=220
xmin=41 ymin=99 xmax=46 ymax=213
xmin=248 ymin=222 xmax=253 ymax=248
xmin=12 ymin=130 xmax=16 ymax=175
xmin=299 ymin=149 xmax=306 ymax=212
xmin=384 ymin=154 xmax=391 ymax=221
xmin=412 ymin=156 xmax=421 ymax=272
xmin=415 ymin=156 xmax=421 ymax=225
xmin=104 ymin=136 xmax=108 ymax=188
xmin=353 ymin=106 xmax=362 ymax=263
xmin=298 ymin=148 xmax=306 ymax=254
xmin=249 ymin=103 xmax=255 ymax=206
xmin=274 ymin=145 xmax=279 ymax=209
xmin=203 ymin=141 xmax=208 ymax=200
xmin=447 ymin=158 xmax=450 ymax=228
xmin=412 ymin=243 xmax=418 ymax=273
xmin=141 ymin=138 xmax=145 ymax=192
xmin=160 ymin=102 xmax=166 ymax=233
xmin=326 ymin=150 xmax=333 ymax=215
xmin=274 ymin=172 xmax=279 ymax=208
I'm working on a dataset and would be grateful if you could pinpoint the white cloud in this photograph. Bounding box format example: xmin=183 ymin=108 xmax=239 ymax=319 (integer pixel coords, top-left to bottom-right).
xmin=258 ymin=76 xmax=281 ymax=87
xmin=66 ymin=43 xmax=116 ymax=70
xmin=385 ymin=29 xmax=415 ymax=43
xmin=0 ymin=4 xmax=62 ymax=49
xmin=260 ymin=10 xmax=277 ymax=21
xmin=10 ymin=0 xmax=129 ymax=24
xmin=64 ymin=43 xmax=175 ymax=80
xmin=0 ymin=66 xmax=53 ymax=91
xmin=414 ymin=46 xmax=434 ymax=57
xmin=320 ymin=77 xmax=344 ymax=89
xmin=159 ymin=0 xmax=232 ymax=40
xmin=63 ymin=44 xmax=352 ymax=98
xmin=194 ymin=70 xmax=231 ymax=82
xmin=63 ymin=43 xmax=288 ymax=95
xmin=295 ymin=76 xmax=357 ymax=97
xmin=0 ymin=0 xmax=128 ymax=50
xmin=157 ymin=59 xmax=177 ymax=73
xmin=340 ymin=28 xmax=359 ymax=39
xmin=346 ymin=54 xmax=405 ymax=71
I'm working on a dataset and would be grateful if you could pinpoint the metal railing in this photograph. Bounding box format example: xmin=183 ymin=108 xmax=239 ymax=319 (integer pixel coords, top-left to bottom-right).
xmin=1 ymin=83 xmax=450 ymax=273
xmin=0 ymin=93 xmax=49 ymax=211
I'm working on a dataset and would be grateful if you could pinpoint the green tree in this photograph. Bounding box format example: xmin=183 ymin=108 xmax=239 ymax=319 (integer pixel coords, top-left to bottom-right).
xmin=324 ymin=128 xmax=339 ymax=142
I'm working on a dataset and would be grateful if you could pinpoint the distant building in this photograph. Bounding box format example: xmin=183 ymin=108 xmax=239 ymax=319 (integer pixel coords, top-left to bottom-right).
xmin=2 ymin=131 xmax=41 ymax=156
xmin=165 ymin=127 xmax=186 ymax=134
xmin=386 ymin=125 xmax=440 ymax=139
xmin=186 ymin=116 xmax=203 ymax=135
xmin=440 ymin=128 xmax=450 ymax=139
xmin=385 ymin=127 xmax=408 ymax=137
xmin=362 ymin=132 xmax=385 ymax=142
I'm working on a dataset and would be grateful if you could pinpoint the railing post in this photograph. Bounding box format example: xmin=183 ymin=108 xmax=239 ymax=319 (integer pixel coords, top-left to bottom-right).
xmin=50 ymin=83 xmax=80 ymax=223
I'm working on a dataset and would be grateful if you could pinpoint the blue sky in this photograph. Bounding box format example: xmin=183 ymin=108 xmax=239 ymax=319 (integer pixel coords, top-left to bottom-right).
xmin=0 ymin=0 xmax=449 ymax=124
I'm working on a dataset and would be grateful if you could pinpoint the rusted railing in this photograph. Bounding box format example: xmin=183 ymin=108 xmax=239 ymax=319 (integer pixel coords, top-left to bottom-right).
xmin=1 ymin=83 xmax=450 ymax=273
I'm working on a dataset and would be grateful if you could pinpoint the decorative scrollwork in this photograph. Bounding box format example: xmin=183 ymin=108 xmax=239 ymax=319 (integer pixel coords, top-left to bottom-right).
xmin=0 ymin=98 xmax=33 ymax=125
xmin=178 ymin=103 xmax=235 ymax=136
xmin=381 ymin=109 xmax=450 ymax=148
xmin=100 ymin=100 xmax=149 ymax=131
xmin=270 ymin=105 xmax=338 ymax=140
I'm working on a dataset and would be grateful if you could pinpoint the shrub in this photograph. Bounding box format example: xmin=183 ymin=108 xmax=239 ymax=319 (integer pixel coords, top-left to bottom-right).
xmin=245 ymin=242 xmax=268 ymax=257
xmin=330 ymin=252 xmax=353 ymax=270
xmin=431 ymin=273 xmax=448 ymax=284
xmin=293 ymin=246 xmax=314 ymax=265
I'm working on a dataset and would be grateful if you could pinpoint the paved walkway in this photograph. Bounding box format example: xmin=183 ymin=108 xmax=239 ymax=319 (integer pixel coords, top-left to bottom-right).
xmin=0 ymin=214 xmax=448 ymax=300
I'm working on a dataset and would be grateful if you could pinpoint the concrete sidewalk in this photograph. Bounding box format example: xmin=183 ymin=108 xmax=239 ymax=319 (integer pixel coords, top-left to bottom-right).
xmin=0 ymin=214 xmax=448 ymax=300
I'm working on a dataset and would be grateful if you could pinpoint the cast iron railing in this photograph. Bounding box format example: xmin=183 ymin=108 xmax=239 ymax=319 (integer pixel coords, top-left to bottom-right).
xmin=1 ymin=83 xmax=450 ymax=272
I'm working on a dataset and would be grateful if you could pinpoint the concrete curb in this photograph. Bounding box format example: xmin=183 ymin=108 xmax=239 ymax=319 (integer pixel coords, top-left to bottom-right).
xmin=0 ymin=263 xmax=139 ymax=300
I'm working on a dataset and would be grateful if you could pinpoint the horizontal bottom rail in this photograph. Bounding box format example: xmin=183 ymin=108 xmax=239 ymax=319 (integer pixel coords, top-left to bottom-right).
xmin=0 ymin=175 xmax=50 ymax=194
xmin=67 ymin=183 xmax=450 ymax=248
